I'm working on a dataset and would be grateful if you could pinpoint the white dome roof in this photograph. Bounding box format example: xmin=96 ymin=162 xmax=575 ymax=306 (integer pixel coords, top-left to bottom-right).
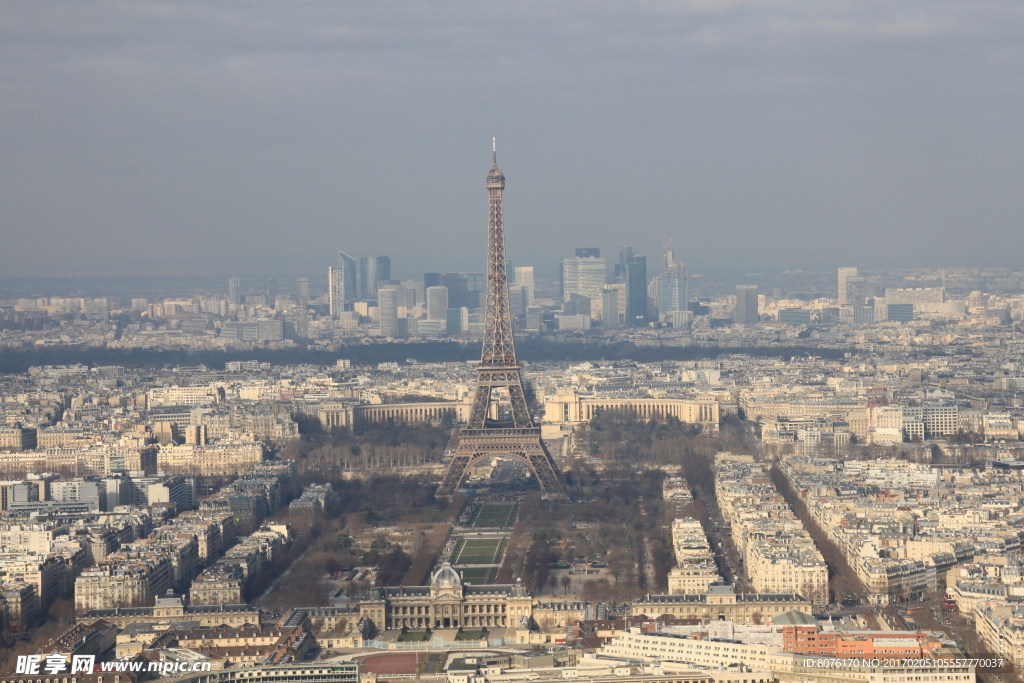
xmin=431 ymin=562 xmax=462 ymax=588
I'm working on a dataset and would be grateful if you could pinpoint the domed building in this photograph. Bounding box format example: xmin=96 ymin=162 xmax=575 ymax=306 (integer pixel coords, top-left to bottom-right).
xmin=431 ymin=563 xmax=462 ymax=590
xmin=358 ymin=562 xmax=533 ymax=632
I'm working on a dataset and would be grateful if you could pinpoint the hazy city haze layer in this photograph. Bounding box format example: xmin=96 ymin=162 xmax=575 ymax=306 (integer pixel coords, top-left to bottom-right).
xmin=1 ymin=0 xmax=1022 ymax=277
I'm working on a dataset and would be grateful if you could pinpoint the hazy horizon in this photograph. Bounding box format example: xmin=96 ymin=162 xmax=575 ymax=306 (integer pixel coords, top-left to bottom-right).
xmin=2 ymin=1 xmax=1023 ymax=278
xmin=0 ymin=265 xmax=1008 ymax=303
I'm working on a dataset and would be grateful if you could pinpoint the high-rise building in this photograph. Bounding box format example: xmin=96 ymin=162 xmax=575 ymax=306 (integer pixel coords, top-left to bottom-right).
xmin=378 ymin=287 xmax=399 ymax=337
xmin=735 ymin=285 xmax=759 ymax=325
xmin=779 ymin=308 xmax=812 ymax=325
xmin=657 ymin=273 xmax=688 ymax=315
xmin=380 ymin=282 xmax=406 ymax=314
xmin=525 ymin=307 xmax=543 ymax=331
xmin=424 ymin=273 xmax=441 ymax=289
xmin=266 ymin=278 xmax=278 ymax=306
xmin=445 ymin=307 xmax=468 ymax=336
xmin=296 ymin=277 xmax=309 ymax=304
xmin=228 ymin=277 xmax=241 ymax=305
xmin=359 ymin=256 xmax=391 ymax=299
xmin=616 ymin=246 xmax=635 ymax=282
xmin=562 ymin=295 xmax=591 ymax=317
xmin=887 ymin=303 xmax=915 ymax=323
xmin=441 ymin=273 xmax=471 ymax=309
xmin=508 ymin=285 xmax=529 ymax=316
xmin=655 ymin=250 xmax=688 ymax=316
xmin=624 ymin=254 xmax=647 ymax=326
xmin=853 ymin=306 xmax=875 ymax=325
xmin=884 ymin=287 xmax=945 ymax=305
xmin=337 ymin=251 xmax=358 ymax=302
xmin=837 ymin=267 xmax=858 ymax=305
xmin=292 ymin=305 xmax=309 ymax=339
xmin=561 ymin=250 xmax=606 ymax=318
xmin=401 ymin=280 xmax=421 ymax=309
xmin=845 ymin=276 xmax=867 ymax=305
xmin=328 ymin=267 xmax=345 ymax=317
xmin=875 ymin=287 xmax=944 ymax=323
xmin=426 ymin=286 xmax=449 ymax=320
xmin=464 ymin=272 xmax=485 ymax=293
xmin=513 ymin=266 xmax=535 ymax=305
xmin=84 ymin=297 xmax=109 ymax=320
xmin=575 ymin=247 xmax=601 ymax=258
xmin=602 ymin=289 xmax=620 ymax=328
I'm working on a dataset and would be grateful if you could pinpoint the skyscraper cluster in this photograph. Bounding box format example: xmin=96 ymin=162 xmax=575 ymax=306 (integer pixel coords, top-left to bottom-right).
xmin=306 ymin=238 xmax=692 ymax=337
xmin=534 ymin=242 xmax=695 ymax=331
xmin=329 ymin=252 xmax=389 ymax=316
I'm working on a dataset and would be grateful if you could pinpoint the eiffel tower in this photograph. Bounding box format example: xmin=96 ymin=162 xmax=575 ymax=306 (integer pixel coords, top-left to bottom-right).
xmin=437 ymin=139 xmax=564 ymax=499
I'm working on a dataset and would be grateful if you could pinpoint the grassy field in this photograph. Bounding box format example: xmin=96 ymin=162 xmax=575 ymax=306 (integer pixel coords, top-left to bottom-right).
xmin=470 ymin=502 xmax=519 ymax=528
xmin=397 ymin=631 xmax=430 ymax=642
xmin=457 ymin=566 xmax=498 ymax=584
xmin=452 ymin=537 xmax=507 ymax=565
xmin=456 ymin=629 xmax=488 ymax=641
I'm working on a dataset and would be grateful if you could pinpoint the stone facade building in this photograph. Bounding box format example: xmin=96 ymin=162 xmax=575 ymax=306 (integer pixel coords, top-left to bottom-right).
xmin=358 ymin=562 xmax=533 ymax=632
xmin=631 ymin=583 xmax=812 ymax=622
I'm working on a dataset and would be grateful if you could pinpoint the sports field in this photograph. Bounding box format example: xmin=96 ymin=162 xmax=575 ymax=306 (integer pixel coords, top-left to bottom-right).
xmin=457 ymin=566 xmax=498 ymax=584
xmin=470 ymin=502 xmax=519 ymax=528
xmin=452 ymin=537 xmax=507 ymax=565
xmin=359 ymin=653 xmax=422 ymax=674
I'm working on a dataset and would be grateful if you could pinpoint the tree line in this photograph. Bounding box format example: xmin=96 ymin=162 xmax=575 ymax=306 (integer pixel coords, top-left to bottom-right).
xmin=283 ymin=419 xmax=453 ymax=480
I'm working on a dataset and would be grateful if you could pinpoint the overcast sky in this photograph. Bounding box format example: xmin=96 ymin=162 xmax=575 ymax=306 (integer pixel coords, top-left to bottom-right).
xmin=1 ymin=0 xmax=1022 ymax=279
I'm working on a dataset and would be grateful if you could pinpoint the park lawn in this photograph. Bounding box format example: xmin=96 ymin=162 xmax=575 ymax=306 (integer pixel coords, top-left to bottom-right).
xmin=471 ymin=503 xmax=519 ymax=528
xmin=453 ymin=538 xmax=506 ymax=565
xmin=457 ymin=567 xmax=497 ymax=584
xmin=456 ymin=629 xmax=488 ymax=641
xmin=397 ymin=630 xmax=431 ymax=642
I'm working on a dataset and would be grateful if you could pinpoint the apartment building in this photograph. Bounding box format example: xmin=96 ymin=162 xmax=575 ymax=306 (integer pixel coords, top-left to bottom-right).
xmin=631 ymin=583 xmax=811 ymax=622
xmin=715 ymin=455 xmax=827 ymax=603
xmin=604 ymin=627 xmax=974 ymax=683
xmin=158 ymin=439 xmax=265 ymax=476
xmin=667 ymin=517 xmax=722 ymax=595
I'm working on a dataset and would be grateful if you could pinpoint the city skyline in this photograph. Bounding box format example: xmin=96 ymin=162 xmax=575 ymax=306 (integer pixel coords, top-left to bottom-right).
xmin=4 ymin=1 xmax=1024 ymax=669
xmin=3 ymin=135 xmax=1024 ymax=678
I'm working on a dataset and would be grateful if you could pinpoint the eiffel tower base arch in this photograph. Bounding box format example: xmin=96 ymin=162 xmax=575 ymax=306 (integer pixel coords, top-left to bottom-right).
xmin=437 ymin=427 xmax=565 ymax=500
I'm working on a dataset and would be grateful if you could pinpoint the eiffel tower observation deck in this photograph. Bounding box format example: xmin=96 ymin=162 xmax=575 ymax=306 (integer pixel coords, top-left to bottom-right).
xmin=436 ymin=140 xmax=564 ymax=499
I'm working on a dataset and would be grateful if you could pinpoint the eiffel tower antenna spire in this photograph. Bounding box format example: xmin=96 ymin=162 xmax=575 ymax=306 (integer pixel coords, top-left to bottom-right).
xmin=437 ymin=141 xmax=564 ymax=499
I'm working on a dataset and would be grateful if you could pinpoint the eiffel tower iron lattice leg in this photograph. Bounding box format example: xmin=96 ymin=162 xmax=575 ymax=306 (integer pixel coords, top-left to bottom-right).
xmin=437 ymin=139 xmax=565 ymax=499
xmin=438 ymin=428 xmax=562 ymax=498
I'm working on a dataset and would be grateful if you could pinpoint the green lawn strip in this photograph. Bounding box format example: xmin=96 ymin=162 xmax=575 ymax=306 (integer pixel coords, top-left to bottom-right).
xmin=457 ymin=567 xmax=496 ymax=584
xmin=471 ymin=503 xmax=518 ymax=528
xmin=455 ymin=629 xmax=488 ymax=641
xmin=493 ymin=537 xmax=508 ymax=563
xmin=454 ymin=538 xmax=503 ymax=564
xmin=397 ymin=630 xmax=430 ymax=642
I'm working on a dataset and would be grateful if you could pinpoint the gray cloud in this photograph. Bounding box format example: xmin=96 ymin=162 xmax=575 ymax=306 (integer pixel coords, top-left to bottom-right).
xmin=1 ymin=0 xmax=1022 ymax=278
